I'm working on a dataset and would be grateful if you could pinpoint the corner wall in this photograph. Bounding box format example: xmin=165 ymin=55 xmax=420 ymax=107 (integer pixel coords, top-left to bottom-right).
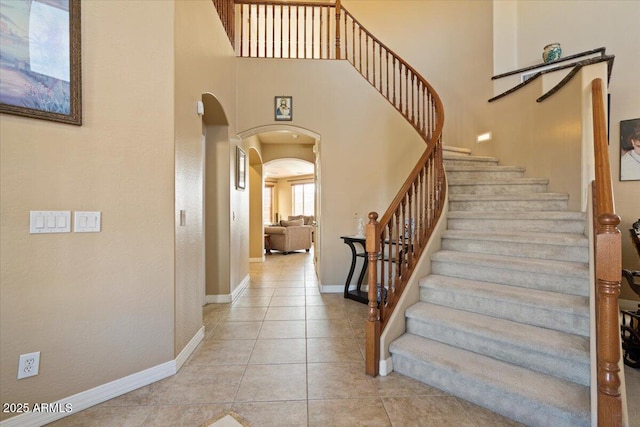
xmin=174 ymin=0 xmax=239 ymax=348
xmin=236 ymin=59 xmax=425 ymax=288
xmin=0 ymin=1 xmax=175 ymax=419
xmin=490 ymin=0 xmax=640 ymax=299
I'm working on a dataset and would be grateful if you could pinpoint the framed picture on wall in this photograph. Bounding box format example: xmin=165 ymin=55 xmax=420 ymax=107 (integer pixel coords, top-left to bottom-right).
xmin=0 ymin=0 xmax=82 ymax=125
xmin=275 ymin=96 xmax=292 ymax=121
xmin=236 ymin=146 xmax=246 ymax=190
xmin=620 ymin=118 xmax=640 ymax=181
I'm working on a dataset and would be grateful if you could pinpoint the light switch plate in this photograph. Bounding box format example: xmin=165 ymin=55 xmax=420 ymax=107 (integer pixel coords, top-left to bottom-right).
xmin=30 ymin=211 xmax=71 ymax=234
xmin=74 ymin=211 xmax=101 ymax=233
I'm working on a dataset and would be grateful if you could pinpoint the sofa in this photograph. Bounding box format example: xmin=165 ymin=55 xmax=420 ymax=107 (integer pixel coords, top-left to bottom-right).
xmin=265 ymin=217 xmax=314 ymax=254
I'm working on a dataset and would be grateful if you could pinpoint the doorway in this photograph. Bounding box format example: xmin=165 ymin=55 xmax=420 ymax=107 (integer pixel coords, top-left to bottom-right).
xmin=238 ymin=126 xmax=321 ymax=273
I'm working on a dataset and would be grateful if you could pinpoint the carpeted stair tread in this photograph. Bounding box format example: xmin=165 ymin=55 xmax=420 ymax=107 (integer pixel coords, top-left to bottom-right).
xmin=431 ymin=249 xmax=588 ymax=279
xmin=445 ymin=165 xmax=525 ymax=173
xmin=442 ymin=229 xmax=588 ymax=247
xmin=420 ymin=275 xmax=588 ymax=314
xmin=390 ymin=334 xmax=590 ymax=426
xmin=448 ymin=177 xmax=549 ymax=186
xmin=393 ymin=146 xmax=593 ymax=425
xmin=443 ymin=146 xmax=472 ymax=155
xmin=447 ymin=210 xmax=587 ymax=233
xmin=405 ymin=302 xmax=590 ymax=385
xmin=447 ymin=210 xmax=586 ymax=220
xmin=449 ymin=192 xmax=569 ymax=202
xmin=441 ymin=230 xmax=588 ymax=262
xmin=444 ymin=154 xmax=500 ymax=165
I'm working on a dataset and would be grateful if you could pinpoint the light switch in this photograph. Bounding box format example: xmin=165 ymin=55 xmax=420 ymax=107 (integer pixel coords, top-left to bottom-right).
xmin=74 ymin=211 xmax=101 ymax=233
xmin=30 ymin=211 xmax=71 ymax=234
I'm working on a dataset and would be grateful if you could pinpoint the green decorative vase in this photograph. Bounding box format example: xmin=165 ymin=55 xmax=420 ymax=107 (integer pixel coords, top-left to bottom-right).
xmin=542 ymin=43 xmax=562 ymax=63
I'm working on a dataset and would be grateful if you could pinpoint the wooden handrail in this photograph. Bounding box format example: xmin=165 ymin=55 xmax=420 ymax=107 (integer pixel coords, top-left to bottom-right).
xmin=537 ymin=56 xmax=614 ymax=103
xmin=337 ymin=6 xmax=445 ymax=377
xmin=591 ymin=78 xmax=622 ymax=426
xmin=231 ymin=0 xmax=445 ymax=377
xmin=488 ymin=55 xmax=614 ymax=103
xmin=492 ymin=47 xmax=606 ymax=80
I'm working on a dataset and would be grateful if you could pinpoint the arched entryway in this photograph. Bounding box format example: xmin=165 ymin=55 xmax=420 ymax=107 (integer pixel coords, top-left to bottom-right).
xmin=238 ymin=125 xmax=321 ymax=273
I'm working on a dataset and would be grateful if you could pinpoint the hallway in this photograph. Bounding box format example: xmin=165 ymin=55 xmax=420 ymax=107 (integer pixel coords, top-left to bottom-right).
xmin=42 ymin=247 xmax=640 ymax=426
xmin=48 ymin=249 xmax=525 ymax=426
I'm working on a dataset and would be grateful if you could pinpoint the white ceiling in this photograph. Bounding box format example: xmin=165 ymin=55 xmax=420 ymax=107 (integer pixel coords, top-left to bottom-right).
xmin=264 ymin=158 xmax=314 ymax=179
xmin=258 ymin=131 xmax=316 ymax=145
xmin=258 ymin=131 xmax=315 ymax=179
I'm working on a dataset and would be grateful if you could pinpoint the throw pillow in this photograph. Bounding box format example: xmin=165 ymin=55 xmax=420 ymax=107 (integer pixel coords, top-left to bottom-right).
xmin=280 ymin=219 xmax=304 ymax=227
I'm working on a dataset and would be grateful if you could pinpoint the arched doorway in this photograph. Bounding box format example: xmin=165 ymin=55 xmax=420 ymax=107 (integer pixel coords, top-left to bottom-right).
xmin=238 ymin=125 xmax=321 ymax=273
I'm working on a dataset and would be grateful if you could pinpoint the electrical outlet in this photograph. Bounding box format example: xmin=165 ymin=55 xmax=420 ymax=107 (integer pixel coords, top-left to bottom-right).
xmin=17 ymin=352 xmax=40 ymax=379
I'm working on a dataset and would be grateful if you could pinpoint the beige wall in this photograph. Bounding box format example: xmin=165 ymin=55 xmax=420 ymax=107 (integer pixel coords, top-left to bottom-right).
xmin=0 ymin=1 xmax=175 ymax=418
xmin=491 ymin=0 xmax=640 ymax=299
xmin=2 ymin=1 xmax=637 ymax=420
xmin=343 ymin=0 xmax=495 ymax=151
xmin=174 ymin=0 xmax=238 ymax=349
xmin=249 ymin=149 xmax=265 ymax=260
xmin=236 ymin=59 xmax=425 ymax=287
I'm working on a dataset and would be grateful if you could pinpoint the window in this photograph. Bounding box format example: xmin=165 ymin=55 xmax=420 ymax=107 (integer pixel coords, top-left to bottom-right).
xmin=292 ymin=183 xmax=314 ymax=216
xmin=263 ymin=185 xmax=274 ymax=224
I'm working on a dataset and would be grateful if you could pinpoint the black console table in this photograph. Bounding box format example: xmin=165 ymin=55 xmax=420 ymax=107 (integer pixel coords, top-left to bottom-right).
xmin=340 ymin=236 xmax=369 ymax=304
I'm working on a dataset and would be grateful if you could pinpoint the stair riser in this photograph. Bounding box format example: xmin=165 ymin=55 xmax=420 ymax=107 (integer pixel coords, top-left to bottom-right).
xmin=419 ymin=287 xmax=589 ymax=336
xmin=405 ymin=317 xmax=590 ymax=386
xmin=448 ymin=183 xmax=548 ymax=195
xmin=441 ymin=239 xmax=588 ymax=263
xmin=444 ymin=159 xmax=500 ymax=167
xmin=449 ymin=199 xmax=568 ymax=212
xmin=431 ymin=260 xmax=588 ymax=296
xmin=392 ymin=353 xmax=589 ymax=427
xmin=446 ymin=171 xmax=524 ymax=180
xmin=447 ymin=218 xmax=586 ymax=234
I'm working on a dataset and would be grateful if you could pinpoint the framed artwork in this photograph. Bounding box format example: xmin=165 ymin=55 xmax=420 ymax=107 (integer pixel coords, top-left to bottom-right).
xmin=0 ymin=0 xmax=82 ymax=125
xmin=620 ymin=118 xmax=640 ymax=181
xmin=275 ymin=96 xmax=292 ymax=121
xmin=236 ymin=146 xmax=246 ymax=190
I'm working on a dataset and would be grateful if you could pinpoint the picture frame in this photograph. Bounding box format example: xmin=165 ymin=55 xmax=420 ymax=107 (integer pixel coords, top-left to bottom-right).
xmin=274 ymin=96 xmax=292 ymax=121
xmin=236 ymin=146 xmax=247 ymax=190
xmin=620 ymin=118 xmax=640 ymax=181
xmin=0 ymin=0 xmax=82 ymax=125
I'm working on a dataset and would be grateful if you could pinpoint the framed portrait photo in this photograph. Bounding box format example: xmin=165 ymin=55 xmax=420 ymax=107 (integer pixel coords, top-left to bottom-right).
xmin=0 ymin=0 xmax=82 ymax=125
xmin=275 ymin=96 xmax=292 ymax=121
xmin=620 ymin=118 xmax=640 ymax=181
xmin=236 ymin=146 xmax=246 ymax=190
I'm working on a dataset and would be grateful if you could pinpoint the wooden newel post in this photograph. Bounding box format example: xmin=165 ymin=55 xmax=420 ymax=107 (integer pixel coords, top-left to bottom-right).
xmin=591 ymin=78 xmax=622 ymax=426
xmin=365 ymin=212 xmax=380 ymax=376
xmin=335 ymin=0 xmax=341 ymax=59
xmin=596 ymin=213 xmax=622 ymax=427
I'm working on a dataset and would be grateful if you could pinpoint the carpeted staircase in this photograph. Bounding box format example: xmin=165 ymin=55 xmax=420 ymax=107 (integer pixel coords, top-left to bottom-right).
xmin=389 ymin=146 xmax=591 ymax=426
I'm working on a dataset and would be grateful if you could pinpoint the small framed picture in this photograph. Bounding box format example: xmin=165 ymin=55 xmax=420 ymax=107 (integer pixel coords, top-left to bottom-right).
xmin=620 ymin=118 xmax=640 ymax=181
xmin=275 ymin=96 xmax=292 ymax=121
xmin=236 ymin=146 xmax=246 ymax=190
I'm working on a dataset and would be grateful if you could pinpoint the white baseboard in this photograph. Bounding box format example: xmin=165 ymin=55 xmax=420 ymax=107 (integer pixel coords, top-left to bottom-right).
xmin=0 ymin=362 xmax=175 ymax=427
xmin=379 ymin=356 xmax=393 ymax=376
xmin=0 ymin=327 xmax=206 ymax=427
xmin=232 ymin=275 xmax=250 ymax=302
xmin=249 ymin=256 xmax=265 ymax=263
xmin=319 ymin=284 xmax=343 ymax=294
xmin=205 ymin=294 xmax=232 ymax=304
xmin=204 ymin=275 xmax=251 ymax=305
xmin=175 ymin=325 xmax=204 ymax=371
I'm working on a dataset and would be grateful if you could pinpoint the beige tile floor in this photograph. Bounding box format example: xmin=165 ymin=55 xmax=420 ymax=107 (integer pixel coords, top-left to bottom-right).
xmin=47 ymin=250 xmax=639 ymax=427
